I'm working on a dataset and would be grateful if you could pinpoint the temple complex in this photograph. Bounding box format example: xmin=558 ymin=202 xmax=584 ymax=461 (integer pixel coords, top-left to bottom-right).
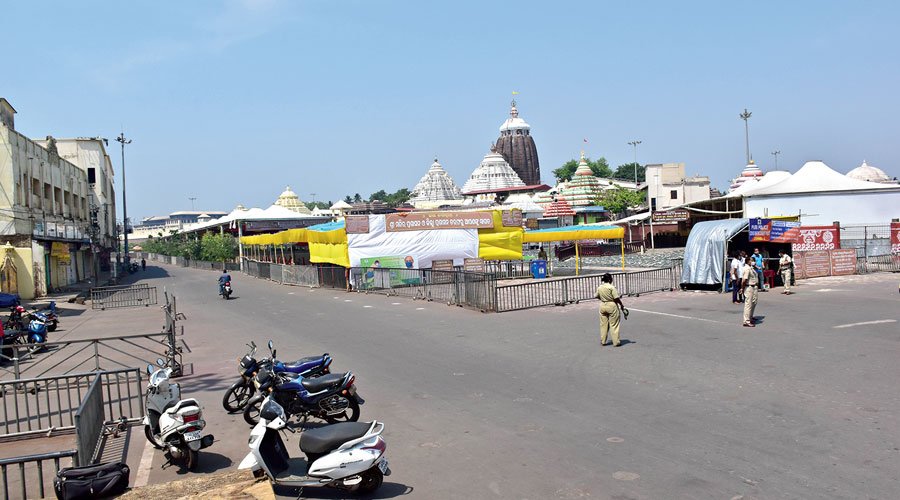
xmin=273 ymin=186 xmax=312 ymax=214
xmin=494 ymin=100 xmax=541 ymax=185
xmin=408 ymin=158 xmax=464 ymax=209
xmin=729 ymin=161 xmax=764 ymax=192
xmin=462 ymin=147 xmax=526 ymax=202
xmin=553 ymin=152 xmax=610 ymax=207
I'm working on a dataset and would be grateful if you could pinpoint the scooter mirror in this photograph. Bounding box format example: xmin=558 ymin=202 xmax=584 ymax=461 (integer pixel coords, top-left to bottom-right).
xmin=267 ymin=340 xmax=274 ymax=351
xmin=146 ymin=364 xmax=154 ymax=375
xmin=156 ymin=358 xmax=165 ymax=367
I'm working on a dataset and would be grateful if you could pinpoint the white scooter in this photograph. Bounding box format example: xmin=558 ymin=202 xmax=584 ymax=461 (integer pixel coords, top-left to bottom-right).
xmin=143 ymin=358 xmax=214 ymax=470
xmin=239 ymin=396 xmax=390 ymax=494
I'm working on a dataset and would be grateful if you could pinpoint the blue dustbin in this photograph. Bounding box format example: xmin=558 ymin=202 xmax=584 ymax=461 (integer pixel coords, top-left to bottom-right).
xmin=531 ymin=259 xmax=547 ymax=279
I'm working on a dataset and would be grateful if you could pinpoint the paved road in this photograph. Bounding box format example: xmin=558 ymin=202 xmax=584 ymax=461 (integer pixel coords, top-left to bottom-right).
xmin=126 ymin=264 xmax=899 ymax=499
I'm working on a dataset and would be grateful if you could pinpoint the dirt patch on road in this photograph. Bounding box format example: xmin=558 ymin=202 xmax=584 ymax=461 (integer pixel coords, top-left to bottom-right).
xmin=119 ymin=470 xmax=273 ymax=500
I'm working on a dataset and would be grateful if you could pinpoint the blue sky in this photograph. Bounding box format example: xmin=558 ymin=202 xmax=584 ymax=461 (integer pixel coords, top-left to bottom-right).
xmin=5 ymin=0 xmax=899 ymax=220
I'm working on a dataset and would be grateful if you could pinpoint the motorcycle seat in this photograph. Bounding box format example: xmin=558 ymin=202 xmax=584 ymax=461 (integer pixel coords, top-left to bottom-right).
xmin=300 ymin=373 xmax=344 ymax=392
xmin=282 ymin=355 xmax=322 ymax=370
xmin=300 ymin=421 xmax=371 ymax=454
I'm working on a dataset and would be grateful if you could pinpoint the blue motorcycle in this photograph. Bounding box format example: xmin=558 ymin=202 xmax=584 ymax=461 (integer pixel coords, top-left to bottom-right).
xmin=242 ymin=357 xmax=362 ymax=426
xmin=32 ymin=301 xmax=58 ymax=332
xmin=222 ymin=340 xmax=333 ymax=413
xmin=7 ymin=306 xmax=48 ymax=353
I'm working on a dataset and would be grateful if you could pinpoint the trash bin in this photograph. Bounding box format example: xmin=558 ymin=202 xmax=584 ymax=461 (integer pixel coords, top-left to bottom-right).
xmin=531 ymin=259 xmax=547 ymax=279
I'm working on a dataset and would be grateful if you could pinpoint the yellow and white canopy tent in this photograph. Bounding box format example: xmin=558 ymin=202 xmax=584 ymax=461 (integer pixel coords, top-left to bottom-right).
xmin=522 ymin=223 xmax=626 ymax=274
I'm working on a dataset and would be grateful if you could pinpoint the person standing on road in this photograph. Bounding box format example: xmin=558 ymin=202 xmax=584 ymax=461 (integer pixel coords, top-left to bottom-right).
xmin=778 ymin=250 xmax=793 ymax=295
xmin=742 ymin=256 xmax=759 ymax=327
xmin=730 ymin=251 xmax=743 ymax=303
xmin=141 ymin=258 xmax=146 ymax=271
xmin=596 ymin=273 xmax=625 ymax=346
xmin=752 ymin=248 xmax=766 ymax=291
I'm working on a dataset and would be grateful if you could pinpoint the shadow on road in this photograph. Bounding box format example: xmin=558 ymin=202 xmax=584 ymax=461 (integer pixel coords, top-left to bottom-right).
xmin=274 ymin=481 xmax=413 ymax=498
xmin=173 ymin=451 xmax=233 ymax=475
xmin=180 ymin=371 xmax=235 ymax=392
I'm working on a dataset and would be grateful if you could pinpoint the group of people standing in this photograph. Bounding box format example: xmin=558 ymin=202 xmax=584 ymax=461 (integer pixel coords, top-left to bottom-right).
xmin=729 ymin=247 xmax=795 ymax=327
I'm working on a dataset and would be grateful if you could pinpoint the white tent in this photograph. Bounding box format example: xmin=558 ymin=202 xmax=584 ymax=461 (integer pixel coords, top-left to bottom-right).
xmin=725 ymin=170 xmax=792 ymax=198
xmin=745 ymin=161 xmax=900 ymax=225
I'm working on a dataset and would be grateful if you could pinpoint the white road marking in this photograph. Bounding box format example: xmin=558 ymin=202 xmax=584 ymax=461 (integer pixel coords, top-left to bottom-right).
xmin=134 ymin=436 xmax=154 ymax=487
xmin=833 ymin=319 xmax=897 ymax=329
xmin=626 ymin=308 xmax=729 ymax=324
xmin=392 ymin=302 xmax=401 ymax=305
xmin=416 ymin=307 xmax=425 ymax=310
xmin=344 ymin=299 xmax=352 ymax=302
xmin=363 ymin=305 xmax=373 ymax=308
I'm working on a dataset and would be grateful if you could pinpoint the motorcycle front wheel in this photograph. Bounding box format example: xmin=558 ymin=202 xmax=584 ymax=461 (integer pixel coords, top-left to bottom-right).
xmin=48 ymin=322 xmax=57 ymax=332
xmin=243 ymin=395 xmax=264 ymax=425
xmin=222 ymin=380 xmax=255 ymax=413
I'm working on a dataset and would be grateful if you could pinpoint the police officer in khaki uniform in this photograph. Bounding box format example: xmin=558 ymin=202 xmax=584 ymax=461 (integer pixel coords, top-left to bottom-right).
xmin=778 ymin=250 xmax=793 ymax=295
xmin=596 ymin=273 xmax=625 ymax=346
xmin=741 ymin=256 xmax=759 ymax=327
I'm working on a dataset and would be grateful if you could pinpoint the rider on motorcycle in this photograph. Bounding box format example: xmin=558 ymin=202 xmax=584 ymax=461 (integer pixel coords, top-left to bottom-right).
xmin=218 ymin=269 xmax=232 ymax=296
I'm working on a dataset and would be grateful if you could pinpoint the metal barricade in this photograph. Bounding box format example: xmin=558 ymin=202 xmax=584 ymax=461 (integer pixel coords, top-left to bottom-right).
xmin=349 ymin=267 xmax=497 ymax=311
xmin=282 ymin=264 xmax=320 ymax=287
xmin=74 ymin=375 xmax=104 ymax=466
xmin=0 ymin=449 xmax=76 ymax=500
xmin=269 ymin=263 xmax=284 ymax=283
xmin=1 ymin=368 xmax=143 ymax=441
xmin=90 ymin=284 xmax=158 ymax=310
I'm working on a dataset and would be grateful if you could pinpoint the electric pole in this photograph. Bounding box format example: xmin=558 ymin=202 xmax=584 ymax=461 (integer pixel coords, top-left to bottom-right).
xmin=740 ymin=109 xmax=752 ymax=165
xmin=116 ymin=132 xmax=132 ymax=265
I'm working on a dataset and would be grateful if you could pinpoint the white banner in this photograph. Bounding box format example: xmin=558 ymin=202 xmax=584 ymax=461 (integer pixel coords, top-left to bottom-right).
xmin=347 ymin=215 xmax=478 ymax=269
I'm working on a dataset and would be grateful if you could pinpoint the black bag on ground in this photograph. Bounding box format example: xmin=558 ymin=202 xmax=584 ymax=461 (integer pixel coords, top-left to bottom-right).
xmin=54 ymin=461 xmax=130 ymax=499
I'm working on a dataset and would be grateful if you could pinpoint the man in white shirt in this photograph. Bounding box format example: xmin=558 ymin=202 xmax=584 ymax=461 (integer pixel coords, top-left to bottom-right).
xmin=778 ymin=250 xmax=793 ymax=294
xmin=730 ymin=252 xmax=743 ymax=303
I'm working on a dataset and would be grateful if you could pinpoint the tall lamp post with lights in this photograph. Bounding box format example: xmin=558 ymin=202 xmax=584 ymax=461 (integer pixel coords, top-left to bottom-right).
xmin=740 ymin=109 xmax=752 ymax=164
xmin=771 ymin=150 xmax=781 ymax=170
xmin=116 ymin=132 xmax=132 ymax=267
xmin=627 ymin=140 xmax=642 ymax=184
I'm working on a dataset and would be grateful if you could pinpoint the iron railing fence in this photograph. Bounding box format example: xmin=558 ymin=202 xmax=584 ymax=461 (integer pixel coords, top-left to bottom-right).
xmin=348 ymin=267 xmax=497 ymax=311
xmin=840 ymin=224 xmax=894 ymax=259
xmin=282 ymin=264 xmax=320 ymax=287
xmin=0 ymin=332 xmax=182 ymax=381
xmin=0 ymin=449 xmax=76 ymax=500
xmin=495 ymin=267 xmax=676 ymax=312
xmin=481 ymin=260 xmax=532 ymax=279
xmin=0 ymin=368 xmax=142 ymax=442
xmin=90 ymin=283 xmax=158 ymax=310
xmin=856 ymin=253 xmax=900 ymax=274
xmin=73 ymin=375 xmax=104 ymax=466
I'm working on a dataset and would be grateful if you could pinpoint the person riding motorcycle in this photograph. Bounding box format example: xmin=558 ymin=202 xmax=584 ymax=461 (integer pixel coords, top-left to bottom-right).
xmin=218 ymin=270 xmax=232 ymax=296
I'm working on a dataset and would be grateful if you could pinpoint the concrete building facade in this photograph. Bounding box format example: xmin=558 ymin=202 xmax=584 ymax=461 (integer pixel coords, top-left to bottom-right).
xmin=0 ymin=99 xmax=95 ymax=298
xmin=645 ymin=162 xmax=711 ymax=211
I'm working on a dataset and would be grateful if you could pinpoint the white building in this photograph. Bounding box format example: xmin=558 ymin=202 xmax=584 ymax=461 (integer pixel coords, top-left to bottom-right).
xmin=645 ymin=162 xmax=711 ymax=211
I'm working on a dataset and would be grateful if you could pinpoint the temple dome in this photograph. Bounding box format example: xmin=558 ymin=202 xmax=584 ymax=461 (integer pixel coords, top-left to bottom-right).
xmin=846 ymin=161 xmax=893 ymax=183
xmin=555 ymin=153 xmax=610 ymax=207
xmin=729 ymin=161 xmax=765 ymax=192
xmin=494 ymin=99 xmax=541 ymax=185
xmin=408 ymin=158 xmax=464 ymax=209
xmin=462 ymin=148 xmax=526 ymax=194
xmin=273 ymin=186 xmax=311 ymax=214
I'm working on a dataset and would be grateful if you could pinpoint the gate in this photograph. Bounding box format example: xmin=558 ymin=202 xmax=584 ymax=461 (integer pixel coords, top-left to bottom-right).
xmin=90 ymin=283 xmax=158 ymax=310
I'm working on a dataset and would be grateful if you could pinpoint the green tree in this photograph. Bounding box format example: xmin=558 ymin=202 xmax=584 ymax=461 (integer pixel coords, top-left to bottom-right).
xmin=553 ymin=157 xmax=612 ymax=182
xmin=200 ymin=233 xmax=238 ymax=261
xmin=344 ymin=195 xmax=353 ymax=204
xmin=353 ymin=193 xmax=363 ymax=203
xmin=384 ymin=188 xmax=410 ymax=207
xmin=368 ymin=190 xmax=388 ymax=202
xmin=612 ymin=162 xmax=645 ymax=182
xmin=594 ymin=184 xmax=646 ymax=218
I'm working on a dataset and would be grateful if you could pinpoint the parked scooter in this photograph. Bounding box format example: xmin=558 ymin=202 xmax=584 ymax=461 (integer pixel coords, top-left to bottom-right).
xmin=243 ymin=360 xmax=363 ymax=426
xmin=238 ymin=396 xmax=389 ymax=494
xmin=221 ymin=281 xmax=233 ymax=299
xmin=31 ymin=301 xmax=59 ymax=332
xmin=143 ymin=359 xmax=214 ymax=470
xmin=222 ymin=340 xmax=333 ymax=413
xmin=8 ymin=306 xmax=49 ymax=354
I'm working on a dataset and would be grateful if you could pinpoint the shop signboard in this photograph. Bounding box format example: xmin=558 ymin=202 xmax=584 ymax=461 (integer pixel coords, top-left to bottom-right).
xmin=891 ymin=221 xmax=900 ymax=255
xmin=651 ymin=209 xmax=689 ymax=223
xmin=33 ymin=221 xmax=44 ymax=236
xmin=51 ymin=241 xmax=71 ymax=264
xmin=501 ymin=209 xmax=523 ymax=227
xmin=345 ymin=215 xmax=370 ymax=235
xmin=46 ymin=222 xmax=58 ymax=238
xmin=792 ymin=226 xmax=840 ymax=252
xmin=244 ymin=219 xmax=321 ymax=231
xmin=749 ymin=218 xmax=801 ymax=243
xmin=830 ymin=249 xmax=857 ymax=276
xmin=65 ymin=225 xmax=76 ymax=239
xmin=385 ymin=211 xmax=494 ymax=232
xmin=463 ymin=258 xmax=485 ymax=272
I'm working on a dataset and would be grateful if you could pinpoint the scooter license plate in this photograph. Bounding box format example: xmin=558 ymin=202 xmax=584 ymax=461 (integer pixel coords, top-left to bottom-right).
xmin=184 ymin=430 xmax=202 ymax=442
xmin=377 ymin=458 xmax=389 ymax=474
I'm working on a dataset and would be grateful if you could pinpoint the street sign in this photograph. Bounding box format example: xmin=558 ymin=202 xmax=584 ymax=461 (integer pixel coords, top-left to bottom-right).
xmin=651 ymin=209 xmax=689 ymax=223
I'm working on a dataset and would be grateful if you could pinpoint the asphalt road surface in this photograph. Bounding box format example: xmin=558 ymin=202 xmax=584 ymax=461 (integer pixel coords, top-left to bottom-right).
xmin=126 ymin=263 xmax=899 ymax=499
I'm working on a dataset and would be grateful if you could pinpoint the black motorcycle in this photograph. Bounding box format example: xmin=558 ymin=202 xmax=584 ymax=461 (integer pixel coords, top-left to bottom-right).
xmin=242 ymin=362 xmax=363 ymax=426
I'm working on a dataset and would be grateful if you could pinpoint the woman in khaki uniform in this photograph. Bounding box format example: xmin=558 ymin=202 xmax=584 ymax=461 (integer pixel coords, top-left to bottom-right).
xmin=596 ymin=273 xmax=625 ymax=346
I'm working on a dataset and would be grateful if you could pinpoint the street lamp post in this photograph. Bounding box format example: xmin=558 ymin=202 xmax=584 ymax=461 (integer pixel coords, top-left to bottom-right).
xmin=739 ymin=108 xmax=752 ymax=164
xmin=627 ymin=140 xmax=642 ymax=184
xmin=116 ymin=132 xmax=132 ymax=265
xmin=189 ymin=197 xmax=197 ymax=210
xmin=771 ymin=150 xmax=781 ymax=170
